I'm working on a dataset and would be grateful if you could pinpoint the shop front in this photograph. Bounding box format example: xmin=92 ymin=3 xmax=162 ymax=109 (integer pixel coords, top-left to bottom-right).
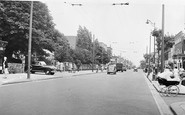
xmin=173 ymin=31 xmax=185 ymax=69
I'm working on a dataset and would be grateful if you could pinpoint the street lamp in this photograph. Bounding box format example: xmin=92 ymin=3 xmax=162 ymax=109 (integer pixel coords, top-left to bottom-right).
xmin=27 ymin=1 xmax=33 ymax=79
xmin=146 ymin=19 xmax=156 ymax=75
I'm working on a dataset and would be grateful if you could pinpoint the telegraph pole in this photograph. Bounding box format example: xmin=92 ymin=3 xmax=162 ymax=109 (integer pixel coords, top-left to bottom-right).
xmin=148 ymin=34 xmax=151 ymax=76
xmin=27 ymin=1 xmax=33 ymax=79
xmin=92 ymin=34 xmax=95 ymax=72
xmin=161 ymin=4 xmax=165 ymax=72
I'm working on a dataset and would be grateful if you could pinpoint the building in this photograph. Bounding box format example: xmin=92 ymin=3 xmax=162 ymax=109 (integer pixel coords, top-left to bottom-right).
xmin=173 ymin=31 xmax=185 ymax=69
xmin=65 ymin=36 xmax=77 ymax=50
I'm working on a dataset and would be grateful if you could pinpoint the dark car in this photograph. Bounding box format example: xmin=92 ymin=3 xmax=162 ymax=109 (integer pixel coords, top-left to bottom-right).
xmin=116 ymin=63 xmax=126 ymax=72
xmin=116 ymin=63 xmax=123 ymax=72
xmin=31 ymin=61 xmax=56 ymax=75
xmin=133 ymin=68 xmax=138 ymax=72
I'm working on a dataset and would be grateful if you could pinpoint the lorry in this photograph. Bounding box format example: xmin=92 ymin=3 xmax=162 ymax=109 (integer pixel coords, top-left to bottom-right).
xmin=116 ymin=63 xmax=127 ymax=72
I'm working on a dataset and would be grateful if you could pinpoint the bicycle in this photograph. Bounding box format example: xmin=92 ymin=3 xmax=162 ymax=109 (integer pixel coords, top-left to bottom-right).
xmin=157 ymin=77 xmax=180 ymax=97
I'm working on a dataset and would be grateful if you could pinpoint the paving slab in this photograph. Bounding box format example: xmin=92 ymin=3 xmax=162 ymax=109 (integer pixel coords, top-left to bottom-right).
xmin=170 ymin=102 xmax=185 ymax=115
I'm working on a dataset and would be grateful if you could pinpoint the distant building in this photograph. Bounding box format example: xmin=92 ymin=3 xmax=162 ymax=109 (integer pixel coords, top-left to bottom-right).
xmin=65 ymin=36 xmax=77 ymax=50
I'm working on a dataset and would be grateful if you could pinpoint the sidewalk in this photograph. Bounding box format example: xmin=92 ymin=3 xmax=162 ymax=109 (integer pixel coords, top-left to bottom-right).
xmin=0 ymin=70 xmax=101 ymax=85
xmin=146 ymin=73 xmax=185 ymax=115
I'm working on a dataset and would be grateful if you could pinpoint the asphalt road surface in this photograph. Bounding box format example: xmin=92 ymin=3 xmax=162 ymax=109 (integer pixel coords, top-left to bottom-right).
xmin=0 ymin=70 xmax=160 ymax=115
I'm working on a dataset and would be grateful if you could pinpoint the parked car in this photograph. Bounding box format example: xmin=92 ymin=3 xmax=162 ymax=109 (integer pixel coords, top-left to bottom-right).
xmin=31 ymin=61 xmax=56 ymax=75
xmin=122 ymin=66 xmax=127 ymax=71
xmin=107 ymin=63 xmax=117 ymax=74
xmin=133 ymin=68 xmax=138 ymax=72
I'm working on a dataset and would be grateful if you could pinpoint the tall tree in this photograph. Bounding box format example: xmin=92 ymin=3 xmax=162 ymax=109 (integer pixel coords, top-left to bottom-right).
xmin=0 ymin=1 xmax=57 ymax=60
xmin=76 ymin=26 xmax=93 ymax=64
xmin=76 ymin=26 xmax=92 ymax=51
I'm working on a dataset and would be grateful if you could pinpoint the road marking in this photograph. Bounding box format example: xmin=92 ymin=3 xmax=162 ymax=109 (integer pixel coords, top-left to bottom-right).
xmin=143 ymin=73 xmax=173 ymax=115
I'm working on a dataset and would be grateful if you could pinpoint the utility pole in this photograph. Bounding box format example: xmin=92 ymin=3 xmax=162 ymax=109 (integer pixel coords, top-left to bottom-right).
xmin=27 ymin=1 xmax=33 ymax=79
xmin=92 ymin=34 xmax=95 ymax=72
xmin=161 ymin=4 xmax=165 ymax=72
xmin=148 ymin=34 xmax=151 ymax=76
xmin=102 ymin=48 xmax=103 ymax=65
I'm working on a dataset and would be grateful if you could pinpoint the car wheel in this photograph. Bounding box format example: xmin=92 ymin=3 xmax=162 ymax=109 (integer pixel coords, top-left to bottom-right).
xmin=50 ymin=72 xmax=55 ymax=75
xmin=45 ymin=70 xmax=50 ymax=75
xmin=107 ymin=72 xmax=110 ymax=74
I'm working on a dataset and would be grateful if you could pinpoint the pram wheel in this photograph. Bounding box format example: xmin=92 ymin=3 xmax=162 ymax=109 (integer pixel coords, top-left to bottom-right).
xmin=160 ymin=87 xmax=168 ymax=97
xmin=168 ymin=85 xmax=179 ymax=97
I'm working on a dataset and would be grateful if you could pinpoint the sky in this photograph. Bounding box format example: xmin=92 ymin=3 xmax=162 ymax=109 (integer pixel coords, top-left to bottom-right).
xmin=41 ymin=0 xmax=185 ymax=66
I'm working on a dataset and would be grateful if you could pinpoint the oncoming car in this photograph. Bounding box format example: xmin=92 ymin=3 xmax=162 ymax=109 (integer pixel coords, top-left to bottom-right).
xmin=107 ymin=63 xmax=117 ymax=74
xmin=133 ymin=68 xmax=138 ymax=72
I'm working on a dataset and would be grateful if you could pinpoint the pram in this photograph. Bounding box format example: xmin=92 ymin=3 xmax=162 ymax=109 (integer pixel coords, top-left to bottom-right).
xmin=157 ymin=77 xmax=180 ymax=96
xmin=157 ymin=77 xmax=179 ymax=87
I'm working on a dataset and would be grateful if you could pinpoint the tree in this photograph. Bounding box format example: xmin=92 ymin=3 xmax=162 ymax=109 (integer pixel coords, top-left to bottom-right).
xmin=140 ymin=60 xmax=146 ymax=69
xmin=0 ymin=1 xmax=57 ymax=60
xmin=76 ymin=26 xmax=93 ymax=64
xmin=53 ymin=29 xmax=72 ymax=62
xmin=76 ymin=26 xmax=92 ymax=51
xmin=152 ymin=29 xmax=175 ymax=68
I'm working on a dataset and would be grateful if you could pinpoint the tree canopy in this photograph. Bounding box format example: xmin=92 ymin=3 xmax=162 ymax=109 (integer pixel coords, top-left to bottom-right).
xmin=0 ymin=1 xmax=69 ymax=61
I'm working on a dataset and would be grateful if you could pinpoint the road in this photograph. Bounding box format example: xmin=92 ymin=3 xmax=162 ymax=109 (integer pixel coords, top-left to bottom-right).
xmin=0 ymin=70 xmax=160 ymax=115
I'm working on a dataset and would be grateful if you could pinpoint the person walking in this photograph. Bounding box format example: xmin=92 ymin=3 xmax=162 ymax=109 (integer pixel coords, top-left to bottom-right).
xmin=96 ymin=64 xmax=99 ymax=73
xmin=3 ymin=56 xmax=8 ymax=79
xmin=173 ymin=66 xmax=180 ymax=81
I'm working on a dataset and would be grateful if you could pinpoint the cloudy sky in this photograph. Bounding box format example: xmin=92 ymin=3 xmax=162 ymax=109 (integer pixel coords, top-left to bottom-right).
xmin=42 ymin=0 xmax=185 ymax=66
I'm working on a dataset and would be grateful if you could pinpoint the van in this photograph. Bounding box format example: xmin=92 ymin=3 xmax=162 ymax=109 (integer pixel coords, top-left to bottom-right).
xmin=116 ymin=63 xmax=126 ymax=72
xmin=107 ymin=63 xmax=116 ymax=74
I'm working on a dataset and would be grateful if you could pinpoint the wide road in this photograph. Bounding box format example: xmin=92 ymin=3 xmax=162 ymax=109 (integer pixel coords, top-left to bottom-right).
xmin=0 ymin=70 xmax=160 ymax=115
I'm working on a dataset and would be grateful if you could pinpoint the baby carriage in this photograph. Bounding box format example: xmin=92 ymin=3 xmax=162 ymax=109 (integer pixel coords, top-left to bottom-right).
xmin=157 ymin=77 xmax=180 ymax=96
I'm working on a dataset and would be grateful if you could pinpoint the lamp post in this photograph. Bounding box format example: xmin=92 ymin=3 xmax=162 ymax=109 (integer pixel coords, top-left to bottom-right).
xmin=146 ymin=19 xmax=156 ymax=75
xmin=27 ymin=1 xmax=33 ymax=79
xmin=146 ymin=19 xmax=156 ymax=64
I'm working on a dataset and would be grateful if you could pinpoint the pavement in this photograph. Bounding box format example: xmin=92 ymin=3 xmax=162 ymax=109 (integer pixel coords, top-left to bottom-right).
xmin=0 ymin=70 xmax=100 ymax=85
xmin=147 ymin=72 xmax=185 ymax=115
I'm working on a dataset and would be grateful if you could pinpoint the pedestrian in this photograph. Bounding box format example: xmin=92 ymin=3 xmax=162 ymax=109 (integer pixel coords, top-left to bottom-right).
xmin=3 ymin=56 xmax=8 ymax=79
xmin=96 ymin=64 xmax=99 ymax=73
xmin=173 ymin=66 xmax=180 ymax=81
xmin=101 ymin=64 xmax=103 ymax=72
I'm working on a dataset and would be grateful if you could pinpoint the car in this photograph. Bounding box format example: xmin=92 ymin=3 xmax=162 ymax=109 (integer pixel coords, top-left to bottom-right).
xmin=133 ymin=68 xmax=138 ymax=72
xmin=122 ymin=66 xmax=127 ymax=71
xmin=107 ymin=63 xmax=117 ymax=74
xmin=116 ymin=63 xmax=125 ymax=72
xmin=31 ymin=61 xmax=56 ymax=75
